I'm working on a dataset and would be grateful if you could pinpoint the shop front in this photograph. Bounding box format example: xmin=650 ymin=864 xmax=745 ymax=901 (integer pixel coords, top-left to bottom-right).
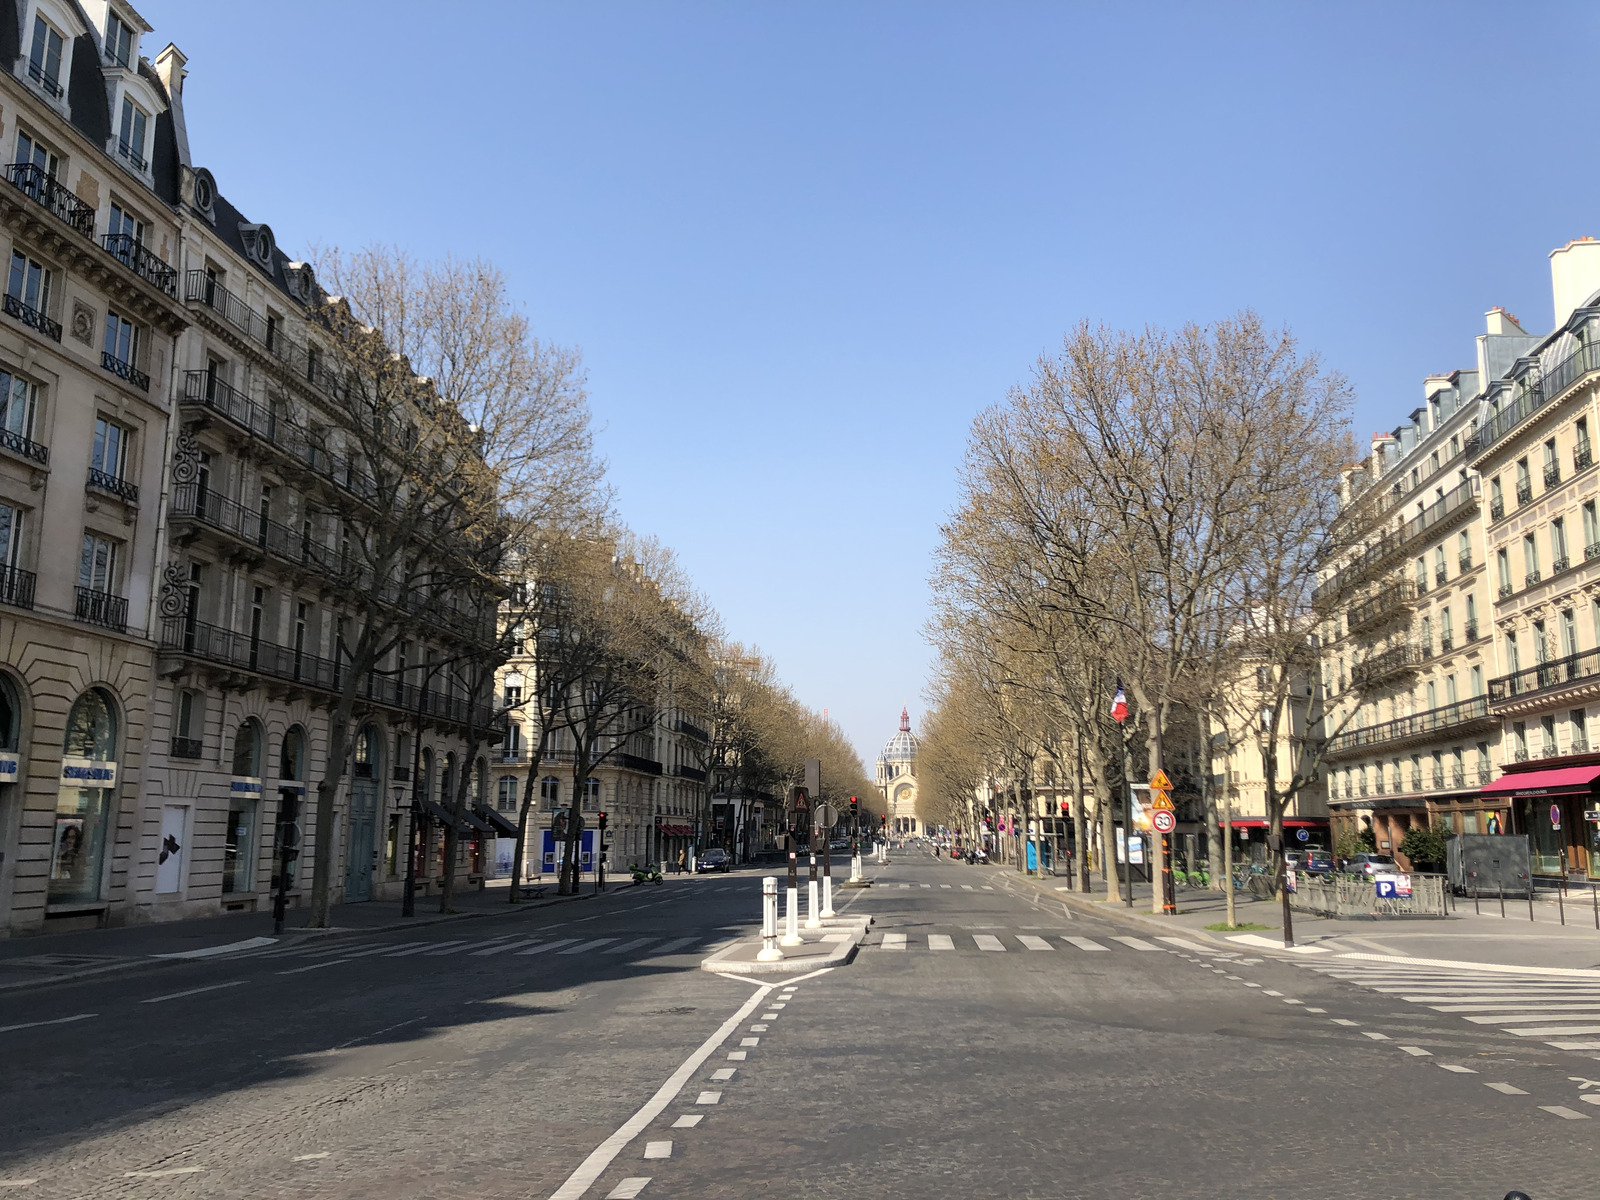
xmin=1479 ymin=763 xmax=1600 ymax=879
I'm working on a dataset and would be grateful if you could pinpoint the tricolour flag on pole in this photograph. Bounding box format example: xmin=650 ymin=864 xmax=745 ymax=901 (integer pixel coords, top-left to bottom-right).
xmin=1110 ymin=680 xmax=1129 ymax=724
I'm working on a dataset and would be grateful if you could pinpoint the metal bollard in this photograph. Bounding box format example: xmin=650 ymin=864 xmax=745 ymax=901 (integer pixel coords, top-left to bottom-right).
xmin=758 ymin=875 xmax=783 ymax=961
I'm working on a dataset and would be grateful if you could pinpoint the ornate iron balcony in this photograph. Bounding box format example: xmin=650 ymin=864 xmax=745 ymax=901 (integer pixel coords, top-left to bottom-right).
xmin=0 ymin=564 xmax=35 ymax=610
xmin=101 ymin=351 xmax=149 ymax=392
xmin=170 ymin=736 xmax=204 ymax=760
xmin=1578 ymin=446 xmax=1594 ymax=472
xmin=1552 ymin=555 xmax=1571 ymax=574
xmin=1436 ymin=568 xmax=1448 ymax=586
xmin=1499 ymin=582 xmax=1515 ymax=599
xmin=1459 ymin=553 xmax=1472 ymax=572
xmin=101 ymin=233 xmax=177 ymax=296
xmin=1517 ymin=482 xmax=1534 ymax=504
xmin=1465 ymin=620 xmax=1479 ymax=641
xmin=0 ymin=426 xmax=47 ymax=465
xmin=87 ymin=467 xmax=139 ymax=505
xmin=1525 ymin=570 xmax=1542 ymax=588
xmin=1589 ymin=541 xmax=1600 ymax=562
xmin=1545 ymin=463 xmax=1562 ymax=487
xmin=1439 ymin=634 xmax=1453 ymax=654
xmin=1490 ymin=498 xmax=1505 ymax=521
xmin=1490 ymin=645 xmax=1600 ymax=704
xmin=75 ymin=586 xmax=127 ymax=631
xmin=4 ymin=163 xmax=93 ymax=236
xmin=3 ymin=293 xmax=61 ymax=342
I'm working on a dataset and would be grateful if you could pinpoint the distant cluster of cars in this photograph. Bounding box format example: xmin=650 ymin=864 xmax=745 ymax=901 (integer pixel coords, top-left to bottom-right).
xmin=1283 ymin=849 xmax=1399 ymax=878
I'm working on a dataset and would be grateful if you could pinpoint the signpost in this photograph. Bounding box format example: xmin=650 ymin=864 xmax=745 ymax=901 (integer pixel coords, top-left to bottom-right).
xmin=817 ymin=803 xmax=837 ymax=917
xmin=1149 ymin=769 xmax=1176 ymax=915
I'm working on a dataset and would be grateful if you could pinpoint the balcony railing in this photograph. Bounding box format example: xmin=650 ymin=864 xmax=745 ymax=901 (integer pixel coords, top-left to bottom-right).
xmin=1401 ymin=480 xmax=1476 ymax=545
xmin=1490 ymin=646 xmax=1600 ymax=704
xmin=101 ymin=351 xmax=149 ymax=392
xmin=1490 ymin=497 xmax=1505 ymax=521
xmin=1435 ymin=568 xmax=1448 ymax=586
xmin=0 ymin=564 xmax=35 ymax=609
xmin=1326 ymin=695 xmax=1493 ymax=755
xmin=87 ymin=467 xmax=138 ymax=505
xmin=1525 ymin=570 xmax=1542 ymax=588
xmin=4 ymin=163 xmax=94 ymax=237
xmin=1344 ymin=582 xmax=1417 ymax=634
xmin=1415 ymin=577 xmax=1428 ymax=596
xmin=674 ymin=763 xmax=708 ymax=783
xmin=1590 ymin=541 xmax=1600 ymax=562
xmin=182 ymin=271 xmax=343 ymax=400
xmin=1552 ymin=555 xmax=1571 ymax=574
xmin=74 ymin=586 xmax=127 ymax=631
xmin=1439 ymin=634 xmax=1453 ymax=654
xmin=616 ymin=752 xmax=663 ymax=776
xmin=1579 ymin=446 xmax=1594 ymax=472
xmin=101 ymin=233 xmax=177 ymax=296
xmin=1465 ymin=619 xmax=1479 ymax=641
xmin=0 ymin=426 xmax=47 ymax=465
xmin=1458 ymin=552 xmax=1472 ymax=573
xmin=170 ymin=736 xmax=203 ymax=760
xmin=673 ymin=717 xmax=709 ymax=742
xmin=1350 ymin=644 xmax=1426 ymax=688
xmin=1517 ymin=481 xmax=1534 ymax=504
xmin=158 ymin=616 xmax=496 ymax=728
xmin=116 ymin=138 xmax=146 ymax=173
xmin=26 ymin=59 xmax=62 ymax=99
xmin=1545 ymin=463 xmax=1562 ymax=488
xmin=1499 ymin=582 xmax=1515 ymax=599
xmin=3 ymin=292 xmax=61 ymax=342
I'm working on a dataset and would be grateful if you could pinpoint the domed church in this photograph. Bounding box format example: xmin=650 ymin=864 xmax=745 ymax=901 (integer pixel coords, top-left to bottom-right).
xmin=876 ymin=708 xmax=922 ymax=836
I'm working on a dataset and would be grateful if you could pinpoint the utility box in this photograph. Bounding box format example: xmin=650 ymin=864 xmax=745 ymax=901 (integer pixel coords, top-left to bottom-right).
xmin=1448 ymin=834 xmax=1532 ymax=895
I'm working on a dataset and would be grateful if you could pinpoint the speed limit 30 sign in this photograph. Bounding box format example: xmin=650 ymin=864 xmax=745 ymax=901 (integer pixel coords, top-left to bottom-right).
xmin=1151 ymin=809 xmax=1176 ymax=834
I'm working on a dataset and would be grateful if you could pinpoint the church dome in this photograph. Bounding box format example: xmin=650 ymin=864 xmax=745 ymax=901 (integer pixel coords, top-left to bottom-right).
xmin=877 ymin=707 xmax=919 ymax=766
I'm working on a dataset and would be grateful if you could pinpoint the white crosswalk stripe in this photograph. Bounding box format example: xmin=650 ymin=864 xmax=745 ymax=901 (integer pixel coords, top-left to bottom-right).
xmin=928 ymin=934 xmax=955 ymax=951
xmin=864 ymin=932 xmax=1146 ymax=955
xmin=882 ymin=932 xmax=907 ymax=950
xmin=1018 ymin=935 xmax=1053 ymax=951
xmin=973 ymin=934 xmax=1006 ymax=951
xmin=1312 ymin=959 xmax=1600 ymax=1050
xmin=1063 ymin=936 xmax=1110 ymax=952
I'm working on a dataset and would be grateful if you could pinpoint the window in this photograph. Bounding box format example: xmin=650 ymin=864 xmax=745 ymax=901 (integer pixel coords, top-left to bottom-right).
xmin=1506 ymin=631 xmax=1520 ymax=674
xmin=117 ymin=97 xmax=149 ymax=170
xmin=15 ymin=130 xmax=57 ymax=178
xmin=1516 ymin=458 xmax=1532 ymax=502
xmin=1445 ymin=673 xmax=1458 ymax=704
xmin=1466 ymin=592 xmax=1477 ymax=630
xmin=1544 ymin=438 xmax=1558 ymax=472
xmin=1420 ymin=615 xmax=1432 ymax=654
xmin=1541 ymin=714 xmax=1557 ymax=757
xmin=1489 ymin=476 xmax=1503 ymax=513
xmin=1434 ymin=545 xmax=1447 ymax=581
xmin=1471 ymin=665 xmax=1483 ymax=696
xmin=50 ymin=688 xmax=118 ymax=904
xmin=104 ymin=11 xmax=134 ymax=67
xmin=1414 ymin=556 xmax=1427 ymax=591
xmin=1588 ymin=502 xmax=1600 ymax=556
xmin=8 ymin=250 xmax=52 ymax=317
xmin=1572 ymin=710 xmax=1589 ymax=753
xmin=1552 ymin=517 xmax=1569 ymax=568
xmin=1425 ymin=680 xmax=1437 ymax=709
xmin=79 ymin=533 xmax=116 ymax=593
xmin=91 ymin=418 xmax=128 ymax=481
xmin=1497 ymin=548 xmax=1511 ymax=592
xmin=1440 ymin=606 xmax=1453 ymax=645
xmin=106 ymin=203 xmax=145 ymax=255
xmin=497 ymin=777 xmax=519 ymax=813
xmin=174 ymin=689 xmax=201 ymax=750
xmin=1562 ymin=609 xmax=1578 ymax=658
xmin=1579 ymin=418 xmax=1593 ymax=464
xmin=28 ymin=15 xmax=64 ymax=98
xmin=103 ymin=310 xmax=139 ymax=368
xmin=0 ymin=503 xmax=21 ymax=569
xmin=540 ymin=776 xmax=560 ymax=811
xmin=1523 ymin=533 xmax=1540 ymax=581
xmin=582 ymin=778 xmax=601 ymax=810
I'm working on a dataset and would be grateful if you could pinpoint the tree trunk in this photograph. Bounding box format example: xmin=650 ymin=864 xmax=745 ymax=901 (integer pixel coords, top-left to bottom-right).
xmin=1072 ymin=729 xmax=1089 ymax=893
xmin=308 ymin=710 xmax=354 ymax=928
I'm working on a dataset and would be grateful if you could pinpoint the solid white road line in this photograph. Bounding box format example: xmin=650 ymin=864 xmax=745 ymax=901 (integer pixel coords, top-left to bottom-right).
xmin=546 ymin=982 xmax=772 ymax=1200
xmin=1063 ymin=937 xmax=1109 ymax=952
xmin=140 ymin=980 xmax=247 ymax=1004
xmin=1018 ymin=935 xmax=1053 ymax=951
xmin=1430 ymin=1002 xmax=1600 ymax=1012
xmin=1508 ymin=1025 xmax=1600 ymax=1037
xmin=1545 ymin=1041 xmax=1600 ymax=1049
xmin=1335 ymin=952 xmax=1600 ymax=979
xmin=1110 ymin=936 xmax=1160 ymax=951
xmin=0 ymin=1013 xmax=96 ymax=1035
xmin=881 ymin=933 xmax=907 ymax=950
xmin=517 ymin=938 xmax=581 ymax=955
xmin=1461 ymin=1013 xmax=1600 ymax=1025
xmin=928 ymin=935 xmax=955 ymax=951
xmin=605 ymin=1178 xmax=651 ymax=1199
xmin=973 ymin=934 xmax=1006 ymax=952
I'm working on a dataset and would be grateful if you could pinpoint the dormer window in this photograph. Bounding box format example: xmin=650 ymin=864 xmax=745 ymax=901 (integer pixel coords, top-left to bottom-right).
xmin=28 ymin=15 xmax=65 ymax=99
xmin=117 ymin=99 xmax=149 ymax=172
xmin=104 ymin=11 xmax=134 ymax=68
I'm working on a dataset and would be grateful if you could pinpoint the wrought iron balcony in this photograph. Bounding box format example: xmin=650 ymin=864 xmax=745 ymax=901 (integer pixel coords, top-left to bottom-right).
xmin=1350 ymin=643 xmax=1426 ymax=688
xmin=1325 ymin=695 xmax=1493 ymax=756
xmin=1589 ymin=541 xmax=1600 ymax=563
xmin=1415 ymin=577 xmax=1428 ymax=595
xmin=1490 ymin=646 xmax=1600 ymax=705
xmin=673 ymin=717 xmax=710 ymax=742
xmin=1552 ymin=555 xmax=1571 ymax=574
xmin=1465 ymin=619 xmax=1479 ymax=641
xmin=1579 ymin=446 xmax=1594 ymax=472
xmin=1439 ymin=634 xmax=1453 ymax=654
xmin=75 ymin=586 xmax=127 ymax=631
xmin=1525 ymin=569 xmax=1542 ymax=588
xmin=616 ymin=752 xmax=664 ymax=776
xmin=1517 ymin=481 xmax=1534 ymax=504
xmin=3 ymin=292 xmax=60 ymax=342
xmin=1545 ymin=463 xmax=1562 ymax=488
xmin=1490 ymin=498 xmax=1505 ymax=521
xmin=4 ymin=163 xmax=93 ymax=236
xmin=674 ymin=763 xmax=708 ymax=783
xmin=1436 ymin=568 xmax=1448 ymax=586
xmin=1345 ymin=582 xmax=1417 ymax=634
xmin=1459 ymin=552 xmax=1472 ymax=573
xmin=101 ymin=233 xmax=177 ymax=296
xmin=26 ymin=59 xmax=62 ymax=99
xmin=170 ymin=736 xmax=203 ymax=760
xmin=0 ymin=564 xmax=35 ymax=609
xmin=87 ymin=468 xmax=138 ymax=505
xmin=101 ymin=351 xmax=149 ymax=392
xmin=0 ymin=426 xmax=47 ymax=465
xmin=1401 ymin=480 xmax=1476 ymax=545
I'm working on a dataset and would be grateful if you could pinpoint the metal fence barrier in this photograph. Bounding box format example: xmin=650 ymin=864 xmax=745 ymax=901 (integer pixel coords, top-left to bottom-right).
xmin=1287 ymin=873 xmax=1448 ymax=918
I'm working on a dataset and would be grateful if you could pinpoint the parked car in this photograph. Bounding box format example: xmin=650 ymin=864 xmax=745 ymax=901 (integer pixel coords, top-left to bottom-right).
xmin=1302 ymin=849 xmax=1335 ymax=876
xmin=695 ymin=848 xmax=730 ymax=873
xmin=1346 ymin=852 xmax=1397 ymax=877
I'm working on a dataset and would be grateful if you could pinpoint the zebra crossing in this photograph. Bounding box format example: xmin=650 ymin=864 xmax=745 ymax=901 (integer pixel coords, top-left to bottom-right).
xmin=213 ymin=930 xmax=725 ymax=968
xmin=869 ymin=930 xmax=1166 ymax=954
xmin=1307 ymin=958 xmax=1600 ymax=1051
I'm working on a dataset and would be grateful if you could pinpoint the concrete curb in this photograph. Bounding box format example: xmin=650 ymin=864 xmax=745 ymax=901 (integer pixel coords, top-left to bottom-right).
xmin=699 ymin=930 xmax=862 ymax=976
xmin=993 ymin=868 xmax=1230 ymax=945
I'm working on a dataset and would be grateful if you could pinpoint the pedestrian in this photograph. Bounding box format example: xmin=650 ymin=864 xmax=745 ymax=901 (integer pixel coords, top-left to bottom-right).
xmin=677 ymin=848 xmax=686 ymax=874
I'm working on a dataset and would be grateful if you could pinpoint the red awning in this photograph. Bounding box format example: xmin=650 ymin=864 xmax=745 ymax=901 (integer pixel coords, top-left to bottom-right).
xmin=1480 ymin=765 xmax=1600 ymax=798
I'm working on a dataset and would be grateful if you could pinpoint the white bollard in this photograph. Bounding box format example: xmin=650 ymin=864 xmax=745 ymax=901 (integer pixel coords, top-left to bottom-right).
xmin=758 ymin=875 xmax=783 ymax=960
xmin=781 ymin=886 xmax=802 ymax=946
xmin=821 ymin=873 xmax=835 ymax=918
xmin=805 ymin=877 xmax=821 ymax=929
xmin=849 ymin=852 xmax=862 ymax=883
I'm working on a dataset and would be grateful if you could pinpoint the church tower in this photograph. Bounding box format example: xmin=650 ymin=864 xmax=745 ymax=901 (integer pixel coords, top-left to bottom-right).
xmin=876 ymin=707 xmax=921 ymax=836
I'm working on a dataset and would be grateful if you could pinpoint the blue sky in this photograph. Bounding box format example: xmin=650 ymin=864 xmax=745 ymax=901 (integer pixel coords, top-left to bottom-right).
xmin=139 ymin=1 xmax=1600 ymax=766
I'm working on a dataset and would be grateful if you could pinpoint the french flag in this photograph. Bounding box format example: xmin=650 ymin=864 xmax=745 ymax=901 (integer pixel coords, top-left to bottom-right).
xmin=1110 ymin=680 xmax=1128 ymax=724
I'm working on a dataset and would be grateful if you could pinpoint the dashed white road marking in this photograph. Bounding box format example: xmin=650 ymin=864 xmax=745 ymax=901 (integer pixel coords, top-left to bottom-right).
xmin=882 ymin=933 xmax=907 ymax=950
xmin=711 ymin=1068 xmax=736 ymax=1081
xmin=921 ymin=884 xmax=931 ymax=889
xmin=0 ymin=1013 xmax=96 ymax=1035
xmin=561 ymin=938 xmax=619 ymax=955
xmin=939 ymin=884 xmax=952 ymax=890
xmin=1438 ymin=1064 xmax=1477 ymax=1073
xmin=1485 ymin=1082 xmax=1528 ymax=1095
xmin=1539 ymin=1105 xmax=1590 ymax=1120
xmin=750 ymin=1024 xmax=768 ymax=1031
xmin=643 ymin=1141 xmax=672 ymax=1159
xmin=695 ymin=1091 xmax=721 ymax=1104
xmin=472 ymin=937 xmax=546 ymax=956
xmin=1063 ymin=937 xmax=1109 ymax=952
xmin=607 ymin=1177 xmax=652 ymax=1198
xmin=292 ymin=1152 xmax=331 ymax=1161
xmin=1331 ymin=1019 xmax=1360 ymax=1027
xmin=650 ymin=937 xmax=698 ymax=956
xmin=386 ymin=941 xmax=463 ymax=957
xmin=517 ymin=938 xmax=581 ymax=956
xmin=1305 ymin=1007 xmax=1327 ymax=1013
xmin=928 ymin=935 xmax=954 ymax=951
xmin=726 ymin=1051 xmax=747 ymax=1061
xmin=1362 ymin=1031 xmax=1391 ymax=1041
xmin=672 ymin=1114 xmax=703 ymax=1129
xmin=278 ymin=958 xmax=353 ymax=975
xmin=981 ymin=885 xmax=994 ymax=890
xmin=1018 ymin=935 xmax=1053 ymax=951
xmin=740 ymin=1037 xmax=759 ymax=1047
xmin=1110 ymin=936 xmax=1160 ymax=951
xmin=961 ymin=885 xmax=975 ymax=891
xmin=0 ymin=1179 xmax=39 ymax=1187
xmin=125 ymin=1168 xmax=201 ymax=1178
xmin=973 ymin=935 xmax=1006 ymax=952
xmin=141 ymin=980 xmax=247 ymax=1004
xmin=605 ymin=938 xmax=658 ymax=955
xmin=1399 ymin=1045 xmax=1431 ymax=1056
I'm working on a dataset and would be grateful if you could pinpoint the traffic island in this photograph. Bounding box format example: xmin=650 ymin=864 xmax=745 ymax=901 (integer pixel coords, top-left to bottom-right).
xmin=701 ymin=928 xmax=862 ymax=976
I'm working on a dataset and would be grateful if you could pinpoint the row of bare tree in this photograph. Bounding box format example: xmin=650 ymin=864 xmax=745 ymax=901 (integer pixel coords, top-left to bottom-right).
xmin=290 ymin=246 xmax=876 ymax=922
xmin=923 ymin=312 xmax=1369 ymax=902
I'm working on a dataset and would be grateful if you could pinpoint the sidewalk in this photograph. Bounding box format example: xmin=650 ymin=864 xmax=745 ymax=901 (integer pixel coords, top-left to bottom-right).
xmin=0 ymin=877 xmax=607 ymax=992
xmin=982 ymin=862 xmax=1600 ymax=973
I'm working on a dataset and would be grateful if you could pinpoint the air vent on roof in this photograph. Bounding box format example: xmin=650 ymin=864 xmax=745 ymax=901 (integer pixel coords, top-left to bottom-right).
xmin=190 ymin=167 xmax=216 ymax=222
xmin=238 ymin=223 xmax=275 ymax=272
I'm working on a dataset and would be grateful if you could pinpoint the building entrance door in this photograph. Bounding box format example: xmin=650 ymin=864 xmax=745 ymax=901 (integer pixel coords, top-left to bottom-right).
xmin=345 ymin=778 xmax=376 ymax=902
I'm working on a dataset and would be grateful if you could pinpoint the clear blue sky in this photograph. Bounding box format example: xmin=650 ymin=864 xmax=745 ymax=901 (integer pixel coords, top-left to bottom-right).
xmin=140 ymin=1 xmax=1600 ymax=767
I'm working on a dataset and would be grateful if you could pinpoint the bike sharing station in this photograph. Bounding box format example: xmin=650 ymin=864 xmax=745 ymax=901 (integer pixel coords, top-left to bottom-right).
xmin=702 ymin=757 xmax=873 ymax=975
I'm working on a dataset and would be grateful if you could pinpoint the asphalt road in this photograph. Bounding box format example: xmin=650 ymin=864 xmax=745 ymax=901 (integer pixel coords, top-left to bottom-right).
xmin=3 ymin=854 xmax=1599 ymax=1200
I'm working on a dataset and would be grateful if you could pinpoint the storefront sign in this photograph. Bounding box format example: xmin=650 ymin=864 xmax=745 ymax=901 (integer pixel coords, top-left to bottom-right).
xmin=0 ymin=751 xmax=17 ymax=783
xmin=59 ymin=757 xmax=116 ymax=788
xmin=1551 ymin=804 xmax=1563 ymax=831
xmin=230 ymin=776 xmax=263 ymax=797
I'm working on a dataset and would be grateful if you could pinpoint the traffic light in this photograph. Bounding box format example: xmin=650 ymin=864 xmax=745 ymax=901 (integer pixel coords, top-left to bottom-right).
xmin=789 ymin=784 xmax=810 ymax=817
xmin=597 ymin=811 xmax=608 ymax=831
xmin=849 ymin=796 xmax=859 ymax=817
xmin=1060 ymin=799 xmax=1070 ymax=814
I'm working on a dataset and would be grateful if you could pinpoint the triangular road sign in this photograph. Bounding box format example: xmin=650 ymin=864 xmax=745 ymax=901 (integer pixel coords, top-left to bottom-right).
xmin=1149 ymin=769 xmax=1172 ymax=790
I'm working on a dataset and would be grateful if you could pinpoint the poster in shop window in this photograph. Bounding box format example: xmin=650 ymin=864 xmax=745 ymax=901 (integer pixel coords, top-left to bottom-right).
xmin=540 ymin=829 xmax=595 ymax=876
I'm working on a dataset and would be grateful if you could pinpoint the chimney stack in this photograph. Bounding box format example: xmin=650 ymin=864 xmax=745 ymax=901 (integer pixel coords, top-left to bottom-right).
xmin=1549 ymin=237 xmax=1600 ymax=331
